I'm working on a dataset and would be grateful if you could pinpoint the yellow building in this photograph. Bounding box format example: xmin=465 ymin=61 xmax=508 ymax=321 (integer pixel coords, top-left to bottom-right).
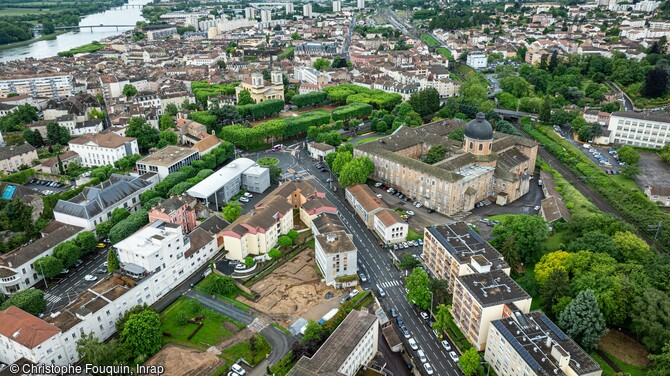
xmin=235 ymin=70 xmax=285 ymax=103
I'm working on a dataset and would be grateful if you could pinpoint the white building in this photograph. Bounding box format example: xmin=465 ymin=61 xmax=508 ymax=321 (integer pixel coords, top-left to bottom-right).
xmin=0 ymin=225 xmax=83 ymax=295
xmin=288 ymin=310 xmax=378 ymax=376
xmin=146 ymin=27 xmax=177 ymax=41
xmin=285 ymin=3 xmax=294 ymax=13
xmin=293 ymin=66 xmax=331 ymax=85
xmin=245 ymin=7 xmax=256 ymax=19
xmin=0 ymin=144 xmax=38 ymax=173
xmin=0 ymin=220 xmax=217 ymax=367
xmin=357 ymin=0 xmax=365 ymax=9
xmin=333 ymin=0 xmax=342 ymax=12
xmin=467 ymin=51 xmax=488 ymax=69
xmin=307 ymin=142 xmax=335 ymax=160
xmin=303 ymin=4 xmax=313 ymax=17
xmin=0 ymin=73 xmax=73 ymax=98
xmin=53 ymin=174 xmax=155 ymax=230
xmin=136 ymin=145 xmax=201 ymax=180
xmin=314 ymin=231 xmax=358 ymax=287
xmin=187 ymin=158 xmax=269 ymax=209
xmin=607 ymin=111 xmax=670 ymax=148
xmin=373 ymin=210 xmax=408 ymax=245
xmin=68 ymin=133 xmax=139 ymax=167
xmin=261 ymin=9 xmax=272 ymax=22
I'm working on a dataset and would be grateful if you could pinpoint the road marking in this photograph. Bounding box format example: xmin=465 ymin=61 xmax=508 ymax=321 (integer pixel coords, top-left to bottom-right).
xmin=44 ymin=293 xmax=61 ymax=303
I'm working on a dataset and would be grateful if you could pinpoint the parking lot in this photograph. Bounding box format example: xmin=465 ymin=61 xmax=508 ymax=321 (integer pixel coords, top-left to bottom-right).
xmin=636 ymin=152 xmax=670 ymax=192
xmin=25 ymin=178 xmax=69 ymax=195
xmin=555 ymin=125 xmax=623 ymax=174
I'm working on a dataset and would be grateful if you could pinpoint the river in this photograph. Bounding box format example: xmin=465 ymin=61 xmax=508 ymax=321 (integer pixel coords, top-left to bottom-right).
xmin=0 ymin=0 xmax=151 ymax=63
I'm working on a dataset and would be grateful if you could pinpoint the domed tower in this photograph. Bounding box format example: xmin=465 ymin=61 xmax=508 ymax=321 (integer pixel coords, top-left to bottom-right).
xmin=463 ymin=112 xmax=494 ymax=156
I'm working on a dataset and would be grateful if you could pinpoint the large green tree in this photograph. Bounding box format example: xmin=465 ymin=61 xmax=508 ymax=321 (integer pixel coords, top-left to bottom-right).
xmin=159 ymin=113 xmax=175 ymax=130
xmin=424 ymin=144 xmax=448 ymax=164
xmin=76 ymin=333 xmax=124 ymax=368
xmin=313 ymin=58 xmax=331 ymax=71
xmin=302 ymin=320 xmax=326 ymax=342
xmin=222 ymin=202 xmax=243 ymax=222
xmin=558 ymin=289 xmax=607 ymax=351
xmin=119 ymin=309 xmax=163 ymax=360
xmin=53 ymin=241 xmax=82 ymax=268
xmin=1 ymin=288 xmax=47 ymax=316
xmin=34 ymin=256 xmax=64 ymax=278
xmin=432 ymin=304 xmax=451 ymax=333
xmin=122 ymin=84 xmax=138 ymax=98
xmin=491 ymin=215 xmax=548 ymax=264
xmin=406 ymin=267 xmax=431 ymax=310
xmin=618 ymin=145 xmax=640 ymax=165
xmin=458 ymin=348 xmax=481 ymax=376
xmin=649 ymin=342 xmax=670 ymax=376
xmin=408 ymin=88 xmax=440 ymax=116
xmin=125 ymin=117 xmax=160 ymax=152
xmin=46 ymin=121 xmax=71 ymax=145
xmin=237 ymin=90 xmax=255 ymax=105
xmin=338 ymin=157 xmax=374 ymax=188
xmin=76 ymin=231 xmax=97 ymax=252
xmin=631 ymin=288 xmax=670 ymax=354
xmin=107 ymin=249 xmax=120 ymax=272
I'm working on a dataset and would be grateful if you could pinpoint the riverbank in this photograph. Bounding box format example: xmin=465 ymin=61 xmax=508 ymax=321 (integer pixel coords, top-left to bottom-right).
xmin=0 ymin=31 xmax=67 ymax=52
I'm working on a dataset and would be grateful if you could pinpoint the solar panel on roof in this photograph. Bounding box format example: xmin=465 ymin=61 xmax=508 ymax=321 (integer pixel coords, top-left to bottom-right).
xmin=540 ymin=315 xmax=568 ymax=341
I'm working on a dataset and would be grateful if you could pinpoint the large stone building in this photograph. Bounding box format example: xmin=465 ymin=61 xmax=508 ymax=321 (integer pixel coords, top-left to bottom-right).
xmin=354 ymin=113 xmax=538 ymax=216
xmin=235 ymin=70 xmax=284 ymax=103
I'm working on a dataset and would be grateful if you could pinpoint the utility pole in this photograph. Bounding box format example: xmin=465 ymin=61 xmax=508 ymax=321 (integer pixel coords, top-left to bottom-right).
xmin=38 ymin=263 xmax=48 ymax=290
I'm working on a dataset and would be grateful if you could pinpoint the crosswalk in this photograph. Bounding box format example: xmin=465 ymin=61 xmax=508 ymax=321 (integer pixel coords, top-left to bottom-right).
xmin=45 ymin=293 xmax=61 ymax=304
xmin=377 ymin=280 xmax=403 ymax=288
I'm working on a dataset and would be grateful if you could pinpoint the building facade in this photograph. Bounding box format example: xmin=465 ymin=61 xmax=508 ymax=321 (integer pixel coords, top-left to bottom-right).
xmin=354 ymin=114 xmax=538 ymax=216
xmin=68 ymin=133 xmax=139 ymax=167
xmin=136 ymin=145 xmax=201 ymax=180
xmin=235 ymin=71 xmax=285 ymax=103
xmin=373 ymin=209 xmax=408 ymax=245
xmin=607 ymin=111 xmax=670 ymax=148
xmin=314 ymin=231 xmax=358 ymax=287
xmin=148 ymin=195 xmax=197 ymax=234
xmin=0 ymin=73 xmax=73 ymax=98
xmin=467 ymin=51 xmax=488 ymax=69
xmin=0 ymin=144 xmax=38 ymax=173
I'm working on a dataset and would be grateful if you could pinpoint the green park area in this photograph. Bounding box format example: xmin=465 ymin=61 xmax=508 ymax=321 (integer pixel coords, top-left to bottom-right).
xmin=420 ymin=33 xmax=441 ymax=47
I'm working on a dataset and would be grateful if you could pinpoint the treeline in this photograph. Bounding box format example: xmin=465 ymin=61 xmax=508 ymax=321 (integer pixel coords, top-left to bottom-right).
xmin=323 ymin=84 xmax=402 ymax=110
xmin=291 ymin=91 xmax=328 ymax=108
xmin=428 ymin=9 xmax=493 ymax=31
xmin=0 ymin=20 xmax=33 ymax=45
xmin=190 ymin=81 xmax=239 ymax=105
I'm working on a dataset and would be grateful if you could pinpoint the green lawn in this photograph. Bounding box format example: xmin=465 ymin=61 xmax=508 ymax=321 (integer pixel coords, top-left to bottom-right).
xmin=160 ymin=297 xmax=243 ymax=350
xmin=270 ymin=351 xmax=296 ymax=376
xmin=437 ymin=47 xmax=452 ymax=59
xmin=420 ymin=33 xmax=441 ymax=47
xmin=353 ymin=135 xmax=385 ymax=146
xmin=216 ymin=334 xmax=272 ymax=372
xmin=591 ymin=352 xmax=648 ymax=376
xmin=610 ymin=174 xmax=642 ymax=193
xmin=544 ymin=231 xmax=566 ymax=252
xmin=257 ymin=157 xmax=279 ymax=166
xmin=406 ymin=228 xmax=424 ymax=240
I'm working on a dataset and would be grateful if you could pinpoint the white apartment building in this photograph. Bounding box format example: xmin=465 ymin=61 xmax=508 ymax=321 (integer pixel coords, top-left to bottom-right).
xmin=485 ymin=309 xmax=602 ymax=376
xmin=607 ymin=111 xmax=670 ymax=148
xmin=0 ymin=220 xmax=217 ymax=367
xmin=357 ymin=0 xmax=365 ymax=9
xmin=260 ymin=9 xmax=272 ymax=22
xmin=419 ymin=77 xmax=461 ymax=98
xmin=303 ymin=4 xmax=313 ymax=17
xmin=467 ymin=51 xmax=488 ymax=69
xmin=333 ymin=0 xmax=342 ymax=12
xmin=314 ymin=231 xmax=358 ymax=287
xmin=307 ymin=141 xmax=335 ymax=160
xmin=146 ymin=27 xmax=177 ymax=41
xmin=136 ymin=145 xmax=201 ymax=180
xmin=54 ymin=174 xmax=155 ymax=230
xmin=0 ymin=225 xmax=83 ymax=295
xmin=0 ymin=73 xmax=73 ymax=98
xmin=293 ymin=66 xmax=331 ymax=85
xmin=187 ymin=158 xmax=269 ymax=208
xmin=0 ymin=144 xmax=38 ymax=173
xmin=245 ymin=7 xmax=256 ymax=19
xmin=289 ymin=310 xmax=378 ymax=376
xmin=285 ymin=3 xmax=294 ymax=13
xmin=68 ymin=133 xmax=139 ymax=167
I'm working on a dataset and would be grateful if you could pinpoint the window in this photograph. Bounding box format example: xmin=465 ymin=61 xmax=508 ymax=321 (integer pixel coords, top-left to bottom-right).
xmin=469 ymin=142 xmax=473 ymax=150
xmin=478 ymin=144 xmax=483 ymax=151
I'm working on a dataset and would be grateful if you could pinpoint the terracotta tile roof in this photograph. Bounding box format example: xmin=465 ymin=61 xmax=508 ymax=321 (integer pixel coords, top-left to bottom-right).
xmin=0 ymin=306 xmax=61 ymax=349
xmin=374 ymin=209 xmax=403 ymax=227
xmin=346 ymin=184 xmax=386 ymax=213
xmin=69 ymin=132 xmax=136 ymax=149
xmin=192 ymin=134 xmax=221 ymax=153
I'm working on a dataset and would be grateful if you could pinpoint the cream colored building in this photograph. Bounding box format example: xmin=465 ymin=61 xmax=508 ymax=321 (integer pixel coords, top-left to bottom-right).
xmin=0 ymin=73 xmax=73 ymax=98
xmin=372 ymin=209 xmax=407 ymax=245
xmin=607 ymin=111 xmax=670 ymax=148
xmin=235 ymin=71 xmax=285 ymax=103
xmin=452 ymin=270 xmax=532 ymax=351
xmin=486 ymin=308 xmax=602 ymax=376
xmin=0 ymin=144 xmax=38 ymax=173
xmin=354 ymin=113 xmax=538 ymax=216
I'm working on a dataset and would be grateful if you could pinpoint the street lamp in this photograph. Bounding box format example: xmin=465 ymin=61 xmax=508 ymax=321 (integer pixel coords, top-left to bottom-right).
xmin=38 ymin=262 xmax=48 ymax=290
xmin=427 ymin=289 xmax=434 ymax=317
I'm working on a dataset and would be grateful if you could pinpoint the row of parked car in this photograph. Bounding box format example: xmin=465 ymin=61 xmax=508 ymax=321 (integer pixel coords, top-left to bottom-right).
xmin=238 ymin=192 xmax=253 ymax=203
xmin=30 ymin=179 xmax=64 ymax=188
xmin=392 ymin=239 xmax=422 ymax=250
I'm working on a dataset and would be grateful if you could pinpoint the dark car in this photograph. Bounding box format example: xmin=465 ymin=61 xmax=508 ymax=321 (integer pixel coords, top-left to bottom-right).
xmin=320 ymin=168 xmax=328 ymax=173
xmin=396 ymin=317 xmax=404 ymax=326
xmin=390 ymin=307 xmax=398 ymax=318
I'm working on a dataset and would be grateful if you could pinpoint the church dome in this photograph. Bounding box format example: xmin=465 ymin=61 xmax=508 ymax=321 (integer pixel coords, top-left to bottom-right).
xmin=465 ymin=112 xmax=493 ymax=141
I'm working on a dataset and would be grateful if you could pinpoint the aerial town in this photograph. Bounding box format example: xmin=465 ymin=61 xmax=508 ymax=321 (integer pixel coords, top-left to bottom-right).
xmin=0 ymin=0 xmax=669 ymax=375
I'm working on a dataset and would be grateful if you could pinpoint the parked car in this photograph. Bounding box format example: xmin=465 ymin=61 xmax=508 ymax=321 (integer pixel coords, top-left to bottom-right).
xmin=74 ymin=260 xmax=83 ymax=267
xmin=393 ymin=244 xmax=398 ymax=250
xmin=374 ymin=182 xmax=383 ymax=187
xmin=417 ymin=239 xmax=423 ymax=246
xmin=340 ymin=295 xmax=351 ymax=304
xmin=235 ymin=264 xmax=247 ymax=270
xmin=408 ymin=338 xmax=418 ymax=350
xmin=244 ymin=192 xmax=253 ymax=198
xmin=396 ymin=317 xmax=404 ymax=326
xmin=423 ymin=363 xmax=434 ymax=375
xmin=231 ymin=364 xmax=246 ymax=376
xmin=60 ymin=268 xmax=69 ymax=274
xmin=376 ymin=194 xmax=383 ymax=199
xmin=405 ymin=210 xmax=414 ymax=216
xmin=449 ymin=351 xmax=459 ymax=362
xmin=390 ymin=307 xmax=398 ymax=318
xmin=96 ymin=243 xmax=106 ymax=249
xmin=239 ymin=197 xmax=250 ymax=203
xmin=441 ymin=340 xmax=452 ymax=351
xmin=401 ymin=326 xmax=410 ymax=338
xmin=349 ymin=289 xmax=359 ymax=298
xmin=96 ymin=267 xmax=107 ymax=274
xmin=420 ymin=311 xmax=429 ymax=320
xmin=417 ymin=349 xmax=427 ymax=363
xmin=320 ymin=168 xmax=328 ymax=173
xmin=84 ymin=275 xmax=97 ymax=282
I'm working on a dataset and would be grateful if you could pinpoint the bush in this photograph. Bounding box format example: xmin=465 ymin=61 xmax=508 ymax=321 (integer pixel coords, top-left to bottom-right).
xmin=291 ymin=92 xmax=328 ymax=108
xmin=332 ymin=103 xmax=373 ymax=121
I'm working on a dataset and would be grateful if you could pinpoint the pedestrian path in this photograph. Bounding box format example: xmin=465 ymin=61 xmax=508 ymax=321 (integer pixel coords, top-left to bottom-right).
xmin=377 ymin=280 xmax=403 ymax=288
xmin=45 ymin=293 xmax=61 ymax=304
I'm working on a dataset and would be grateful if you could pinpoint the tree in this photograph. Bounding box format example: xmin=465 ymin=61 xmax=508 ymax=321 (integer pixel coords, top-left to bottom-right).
xmin=332 ymin=152 xmax=353 ymax=174
xmin=268 ymin=248 xmax=282 ymax=259
xmin=0 ymin=288 xmax=47 ymax=316
xmin=278 ymin=235 xmax=292 ymax=248
xmin=34 ymin=256 xmax=64 ymax=278
xmin=618 ymin=145 xmax=640 ymax=165
xmin=287 ymin=229 xmax=299 ymax=242
xmin=499 ymin=236 xmax=521 ymax=272
xmin=631 ymin=288 xmax=670 ymax=353
xmin=23 ymin=129 xmax=44 ymax=147
xmin=424 ymin=144 xmax=448 ymax=164
xmin=558 ymin=289 xmax=607 ymax=351
xmin=408 ymin=88 xmax=440 ymax=116
xmin=126 ymin=117 xmax=159 ymax=152
xmin=46 ymin=121 xmax=70 ymax=146
xmin=107 ymin=249 xmax=120 ymax=272
xmin=459 ymin=348 xmax=481 ymax=376
xmin=119 ymin=309 xmax=163 ymax=360
xmin=539 ymin=268 xmax=571 ymax=316
xmin=244 ymin=256 xmax=254 ymax=267
xmin=53 ymin=241 xmax=82 ymax=268
xmin=643 ymin=66 xmax=669 ymax=98
xmin=76 ymin=231 xmax=97 ymax=252
xmin=211 ymin=105 xmax=243 ymax=126
xmin=159 ymin=113 xmax=175 ymax=131
xmin=491 ymin=215 xmax=549 ymax=264
xmin=302 ymin=320 xmax=326 ymax=342
xmin=612 ymin=231 xmax=653 ymax=264
xmin=202 ymin=274 xmax=236 ymax=296
xmin=165 ymin=103 xmax=179 ymax=116
xmin=313 ymin=58 xmax=331 ymax=71
xmin=222 ymin=202 xmax=243 ymax=222
xmin=621 ymin=164 xmax=642 ymax=179
xmin=76 ymin=333 xmax=123 ymax=367
xmin=548 ymin=50 xmax=559 ymax=72
xmin=116 ymin=304 xmax=148 ymax=333
xmin=406 ymin=267 xmax=431 ymax=310
xmin=159 ymin=130 xmax=178 ymax=146
xmin=237 ymin=90 xmax=255 ymax=106
xmin=269 ymin=164 xmax=282 ymax=184
xmin=539 ymin=96 xmax=551 ymax=123
xmin=42 ymin=20 xmax=55 ymax=35
xmin=122 ymin=84 xmax=138 ymax=99
xmin=338 ymin=157 xmax=374 ymax=188
xmin=649 ymin=342 xmax=670 ymax=376
xmin=432 ymin=304 xmax=452 ymax=333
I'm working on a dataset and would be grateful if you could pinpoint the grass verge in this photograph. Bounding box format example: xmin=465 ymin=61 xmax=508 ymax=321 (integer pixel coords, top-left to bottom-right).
xmin=215 ymin=334 xmax=272 ymax=373
xmin=406 ymin=228 xmax=423 ymax=241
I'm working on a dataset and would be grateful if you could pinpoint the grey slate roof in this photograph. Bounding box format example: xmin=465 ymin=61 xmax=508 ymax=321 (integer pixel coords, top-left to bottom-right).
xmin=0 ymin=144 xmax=36 ymax=161
xmin=54 ymin=174 xmax=153 ymax=219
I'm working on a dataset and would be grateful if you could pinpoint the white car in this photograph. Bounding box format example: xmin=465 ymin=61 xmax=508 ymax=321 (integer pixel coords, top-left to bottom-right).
xmin=376 ymin=194 xmax=383 ymax=198
xmin=417 ymin=349 xmax=427 ymax=363
xmin=414 ymin=202 xmax=422 ymax=208
xmin=349 ymin=289 xmax=360 ymax=298
xmin=231 ymin=364 xmax=246 ymax=375
xmin=84 ymin=275 xmax=97 ymax=282
xmin=423 ymin=363 xmax=434 ymax=375
xmin=244 ymin=192 xmax=253 ymax=198
xmin=239 ymin=197 xmax=250 ymax=203
xmin=408 ymin=338 xmax=418 ymax=350
xmin=420 ymin=311 xmax=429 ymax=320
xmin=374 ymin=182 xmax=383 ymax=187
xmin=235 ymin=264 xmax=247 ymax=270
xmin=441 ymin=340 xmax=452 ymax=351
xmin=449 ymin=351 xmax=459 ymax=362
xmin=405 ymin=210 xmax=414 ymax=216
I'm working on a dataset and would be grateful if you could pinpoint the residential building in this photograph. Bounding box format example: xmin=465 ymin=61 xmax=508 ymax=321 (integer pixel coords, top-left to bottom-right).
xmin=607 ymin=111 xmax=670 ymax=148
xmin=307 ymin=141 xmax=335 ymax=160
xmin=539 ymin=170 xmax=571 ymax=223
xmin=346 ymin=184 xmax=408 ymax=244
xmin=187 ymin=158 xmax=269 ymax=209
xmin=273 ymin=180 xmax=325 ymax=209
xmin=148 ymin=194 xmax=197 ymax=234
xmin=357 ymin=0 xmax=365 ymax=9
xmin=300 ymin=196 xmax=338 ymax=227
xmin=294 ymin=66 xmax=331 ymax=86
xmin=146 ymin=27 xmax=178 ymax=41
xmin=0 ymin=225 xmax=83 ymax=295
xmin=467 ymin=51 xmax=488 ymax=69
xmin=452 ymin=270 xmax=532 ymax=351
xmin=333 ymin=0 xmax=342 ymax=12
xmin=39 ymin=150 xmax=81 ymax=175
xmin=136 ymin=145 xmax=201 ymax=180
xmin=289 ymin=310 xmax=378 ymax=376
xmin=0 ymin=306 xmax=63 ymax=366
xmin=373 ymin=209 xmax=408 ymax=245
xmin=423 ymin=223 xmax=509 ymax=291
xmin=355 ymin=114 xmax=538 ymax=216
xmin=285 ymin=3 xmax=294 ymax=13
xmin=260 ymin=9 xmax=272 ymax=22
xmin=198 ymin=215 xmax=229 ymax=250
xmin=245 ymin=7 xmax=256 ymax=19
xmin=485 ymin=309 xmax=602 ymax=376
xmin=645 ymin=185 xmax=670 ymax=207
xmin=314 ymin=231 xmax=358 ymax=287
xmin=54 ymin=174 xmax=155 ymax=230
xmin=68 ymin=133 xmax=139 ymax=167
xmin=222 ymin=194 xmax=294 ymax=260
xmin=0 ymin=144 xmax=38 ymax=173
xmin=303 ymin=4 xmax=313 ymax=17
xmin=191 ymin=134 xmax=222 ymax=156
xmin=0 ymin=73 xmax=73 ymax=98
xmin=235 ymin=71 xmax=285 ymax=103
